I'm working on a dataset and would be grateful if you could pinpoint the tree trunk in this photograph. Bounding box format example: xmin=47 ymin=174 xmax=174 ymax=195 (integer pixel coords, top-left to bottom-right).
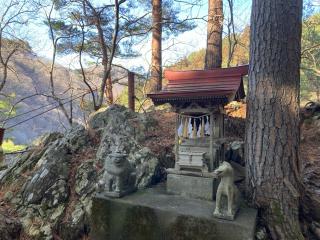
xmin=205 ymin=0 xmax=223 ymax=69
xmin=150 ymin=0 xmax=162 ymax=92
xmin=96 ymin=19 xmax=110 ymax=110
xmin=245 ymin=1 xmax=304 ymax=239
xmin=128 ymin=71 xmax=135 ymax=111
xmin=105 ymin=76 xmax=113 ymax=105
xmin=91 ymin=0 xmax=120 ymax=110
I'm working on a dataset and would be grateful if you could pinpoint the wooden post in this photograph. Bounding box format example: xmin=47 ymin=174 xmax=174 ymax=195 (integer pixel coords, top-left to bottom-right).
xmin=209 ymin=111 xmax=215 ymax=171
xmin=128 ymin=71 xmax=135 ymax=111
xmin=0 ymin=128 xmax=6 ymax=170
xmin=174 ymin=112 xmax=180 ymax=170
xmin=218 ymin=112 xmax=224 ymax=163
xmin=217 ymin=114 xmax=223 ymax=138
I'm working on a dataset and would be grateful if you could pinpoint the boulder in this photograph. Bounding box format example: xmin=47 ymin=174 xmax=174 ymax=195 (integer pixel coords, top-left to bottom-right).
xmin=75 ymin=160 xmax=98 ymax=198
xmin=88 ymin=105 xmax=136 ymax=130
xmin=32 ymin=132 xmax=63 ymax=147
xmin=56 ymin=161 xmax=97 ymax=240
xmin=132 ymin=147 xmax=161 ymax=189
xmin=41 ymin=179 xmax=69 ymax=208
xmin=94 ymin=105 xmax=161 ymax=190
xmin=0 ymin=132 xmax=63 ymax=184
xmin=225 ymin=140 xmax=245 ymax=166
xmin=21 ymin=140 xmax=71 ymax=205
xmin=0 ymin=213 xmax=22 ymax=240
xmin=1 ymin=105 xmax=163 ymax=240
xmin=58 ymin=203 xmax=90 ymax=240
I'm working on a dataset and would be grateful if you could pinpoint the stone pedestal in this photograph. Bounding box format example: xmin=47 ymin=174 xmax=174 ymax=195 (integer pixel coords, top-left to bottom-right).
xmin=90 ymin=185 xmax=257 ymax=240
xmin=167 ymin=173 xmax=219 ymax=201
xmin=104 ymin=187 xmax=137 ymax=198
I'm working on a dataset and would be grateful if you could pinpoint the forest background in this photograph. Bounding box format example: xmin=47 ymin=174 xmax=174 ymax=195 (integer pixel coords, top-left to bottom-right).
xmin=0 ymin=0 xmax=319 ymax=150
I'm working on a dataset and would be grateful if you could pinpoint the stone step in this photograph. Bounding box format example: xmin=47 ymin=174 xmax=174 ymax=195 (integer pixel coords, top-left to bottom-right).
xmin=90 ymin=185 xmax=257 ymax=240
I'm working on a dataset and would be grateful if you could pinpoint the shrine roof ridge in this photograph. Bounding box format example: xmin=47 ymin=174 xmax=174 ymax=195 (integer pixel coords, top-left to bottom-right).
xmin=164 ymin=65 xmax=248 ymax=81
xmin=147 ymin=65 xmax=248 ymax=106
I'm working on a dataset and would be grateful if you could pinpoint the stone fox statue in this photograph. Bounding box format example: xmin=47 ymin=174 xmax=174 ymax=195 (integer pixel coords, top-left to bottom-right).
xmin=213 ymin=161 xmax=240 ymax=220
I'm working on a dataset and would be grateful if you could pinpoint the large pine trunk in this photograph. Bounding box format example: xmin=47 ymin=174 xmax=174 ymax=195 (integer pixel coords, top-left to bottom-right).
xmin=150 ymin=0 xmax=162 ymax=92
xmin=245 ymin=1 xmax=304 ymax=239
xmin=205 ymin=0 xmax=223 ymax=69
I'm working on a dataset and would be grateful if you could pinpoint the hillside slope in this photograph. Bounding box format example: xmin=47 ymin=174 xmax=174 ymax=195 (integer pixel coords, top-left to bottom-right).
xmin=0 ymin=50 xmax=127 ymax=144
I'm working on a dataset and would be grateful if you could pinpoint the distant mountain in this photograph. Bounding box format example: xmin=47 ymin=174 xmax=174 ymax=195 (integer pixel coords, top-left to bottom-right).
xmin=0 ymin=50 xmax=127 ymax=144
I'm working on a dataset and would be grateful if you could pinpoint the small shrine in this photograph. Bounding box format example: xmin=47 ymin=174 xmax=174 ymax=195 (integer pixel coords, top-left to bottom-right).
xmin=147 ymin=65 xmax=248 ymax=201
xmin=91 ymin=65 xmax=257 ymax=240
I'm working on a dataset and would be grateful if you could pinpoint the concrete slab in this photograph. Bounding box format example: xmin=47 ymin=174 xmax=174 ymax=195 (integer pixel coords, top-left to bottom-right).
xmin=167 ymin=173 xmax=219 ymax=201
xmin=90 ymin=185 xmax=257 ymax=240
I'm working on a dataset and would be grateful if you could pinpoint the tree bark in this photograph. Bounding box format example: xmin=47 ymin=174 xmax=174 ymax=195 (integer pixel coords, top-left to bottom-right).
xmin=205 ymin=0 xmax=223 ymax=69
xmin=128 ymin=71 xmax=135 ymax=111
xmin=150 ymin=0 xmax=162 ymax=92
xmin=245 ymin=1 xmax=304 ymax=239
xmin=105 ymin=76 xmax=114 ymax=105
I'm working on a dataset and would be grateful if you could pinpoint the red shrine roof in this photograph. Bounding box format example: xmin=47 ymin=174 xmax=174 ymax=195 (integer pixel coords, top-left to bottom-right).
xmin=147 ymin=65 xmax=248 ymax=106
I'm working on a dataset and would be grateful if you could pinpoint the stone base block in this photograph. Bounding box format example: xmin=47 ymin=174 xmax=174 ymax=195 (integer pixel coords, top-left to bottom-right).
xmin=103 ymin=187 xmax=137 ymax=198
xmin=90 ymin=185 xmax=257 ymax=240
xmin=167 ymin=173 xmax=218 ymax=201
xmin=213 ymin=211 xmax=236 ymax=221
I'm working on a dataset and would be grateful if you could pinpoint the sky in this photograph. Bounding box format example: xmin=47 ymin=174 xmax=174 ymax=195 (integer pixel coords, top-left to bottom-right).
xmin=4 ymin=0 xmax=320 ymax=73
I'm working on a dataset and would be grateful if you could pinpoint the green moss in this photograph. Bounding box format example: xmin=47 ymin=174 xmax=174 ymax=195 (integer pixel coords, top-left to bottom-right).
xmin=2 ymin=139 xmax=26 ymax=153
xmin=271 ymin=201 xmax=285 ymax=225
xmin=270 ymin=201 xmax=304 ymax=240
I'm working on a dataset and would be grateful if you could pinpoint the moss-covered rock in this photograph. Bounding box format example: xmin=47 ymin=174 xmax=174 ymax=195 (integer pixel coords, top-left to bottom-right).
xmin=0 ymin=105 xmax=163 ymax=239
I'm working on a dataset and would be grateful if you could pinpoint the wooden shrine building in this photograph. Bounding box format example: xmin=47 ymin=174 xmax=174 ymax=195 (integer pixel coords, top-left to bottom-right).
xmin=148 ymin=65 xmax=248 ymax=176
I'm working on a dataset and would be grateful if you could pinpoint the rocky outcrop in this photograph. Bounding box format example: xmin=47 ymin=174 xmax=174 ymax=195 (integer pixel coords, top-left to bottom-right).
xmin=0 ymin=105 xmax=162 ymax=239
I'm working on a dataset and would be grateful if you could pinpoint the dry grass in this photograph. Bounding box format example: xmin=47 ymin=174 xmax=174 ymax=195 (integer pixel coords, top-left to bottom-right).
xmin=225 ymin=102 xmax=247 ymax=118
xmin=145 ymin=111 xmax=176 ymax=155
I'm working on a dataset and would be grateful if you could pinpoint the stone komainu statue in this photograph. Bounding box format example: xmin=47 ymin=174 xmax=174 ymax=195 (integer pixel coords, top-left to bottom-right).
xmin=99 ymin=152 xmax=136 ymax=198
